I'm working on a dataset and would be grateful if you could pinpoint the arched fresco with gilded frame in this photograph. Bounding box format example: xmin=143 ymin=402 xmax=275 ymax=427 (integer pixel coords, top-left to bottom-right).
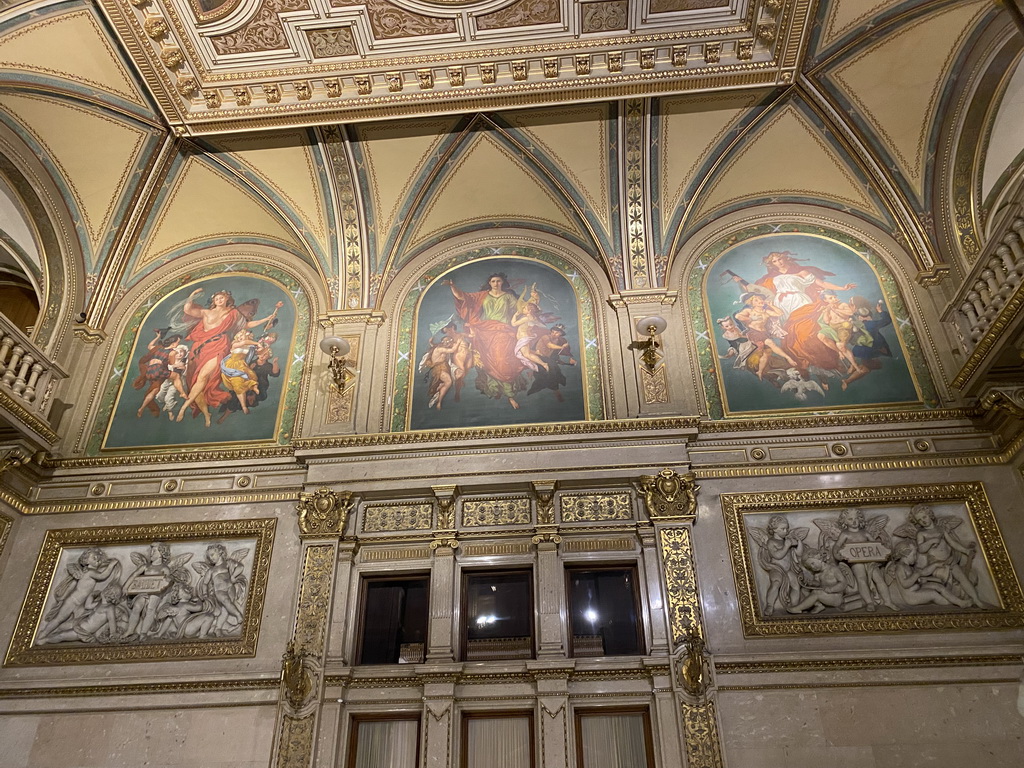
xmin=391 ymin=248 xmax=604 ymax=432
xmin=689 ymin=223 xmax=937 ymax=419
xmin=88 ymin=263 xmax=310 ymax=453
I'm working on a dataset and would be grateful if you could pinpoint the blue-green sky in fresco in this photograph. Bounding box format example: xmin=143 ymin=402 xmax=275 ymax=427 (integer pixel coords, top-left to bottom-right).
xmin=705 ymin=234 xmax=919 ymax=414
xmin=410 ymin=258 xmax=585 ymax=430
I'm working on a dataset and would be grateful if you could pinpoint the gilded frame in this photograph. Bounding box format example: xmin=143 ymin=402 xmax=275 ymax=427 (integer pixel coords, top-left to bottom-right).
xmin=723 ymin=482 xmax=1024 ymax=637
xmin=5 ymin=517 xmax=276 ymax=666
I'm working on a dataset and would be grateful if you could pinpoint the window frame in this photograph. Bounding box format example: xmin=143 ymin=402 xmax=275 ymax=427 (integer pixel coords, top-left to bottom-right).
xmin=460 ymin=709 xmax=536 ymax=768
xmin=345 ymin=713 xmax=421 ymax=768
xmin=564 ymin=563 xmax=645 ymax=658
xmin=573 ymin=706 xmax=656 ymax=768
xmin=459 ymin=567 xmax=536 ymax=662
xmin=354 ymin=572 xmax=431 ymax=666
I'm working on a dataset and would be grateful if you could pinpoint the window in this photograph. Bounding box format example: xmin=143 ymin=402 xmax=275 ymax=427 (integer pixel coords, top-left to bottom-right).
xmin=566 ymin=567 xmax=643 ymax=657
xmin=347 ymin=716 xmax=419 ymax=768
xmin=575 ymin=709 xmax=654 ymax=768
xmin=461 ymin=712 xmax=534 ymax=768
xmin=462 ymin=570 xmax=534 ymax=661
xmin=356 ymin=575 xmax=429 ymax=664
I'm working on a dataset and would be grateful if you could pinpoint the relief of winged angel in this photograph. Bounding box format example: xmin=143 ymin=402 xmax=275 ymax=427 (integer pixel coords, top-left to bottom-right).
xmin=748 ymin=514 xmax=808 ymax=613
xmin=816 ymin=508 xmax=899 ymax=612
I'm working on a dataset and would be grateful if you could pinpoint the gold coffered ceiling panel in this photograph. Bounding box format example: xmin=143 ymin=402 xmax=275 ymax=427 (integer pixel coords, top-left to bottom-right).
xmin=827 ymin=0 xmax=989 ymax=201
xmin=405 ymin=130 xmax=587 ymax=251
xmin=502 ymin=104 xmax=612 ymax=234
xmin=690 ymin=103 xmax=882 ymax=223
xmin=355 ymin=117 xmax=462 ymax=240
xmin=97 ymin=0 xmax=814 ymax=133
xmin=209 ymin=131 xmax=330 ymax=253
xmin=133 ymin=156 xmax=306 ymax=271
xmin=0 ymin=7 xmax=149 ymax=108
xmin=0 ymin=93 xmax=149 ymax=266
xmin=658 ymin=91 xmax=762 ymax=235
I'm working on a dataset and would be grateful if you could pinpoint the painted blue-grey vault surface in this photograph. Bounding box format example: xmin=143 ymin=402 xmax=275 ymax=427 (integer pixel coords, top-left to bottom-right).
xmin=701 ymin=233 xmax=922 ymax=415
xmin=104 ymin=276 xmax=296 ymax=449
xmin=409 ymin=258 xmax=586 ymax=430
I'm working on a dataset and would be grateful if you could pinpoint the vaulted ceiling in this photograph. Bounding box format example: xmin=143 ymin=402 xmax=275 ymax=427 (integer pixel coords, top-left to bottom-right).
xmin=0 ymin=0 xmax=1020 ymax=338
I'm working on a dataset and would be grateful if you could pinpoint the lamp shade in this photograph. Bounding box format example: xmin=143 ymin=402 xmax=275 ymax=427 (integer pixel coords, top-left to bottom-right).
xmin=635 ymin=315 xmax=668 ymax=336
xmin=319 ymin=336 xmax=351 ymax=357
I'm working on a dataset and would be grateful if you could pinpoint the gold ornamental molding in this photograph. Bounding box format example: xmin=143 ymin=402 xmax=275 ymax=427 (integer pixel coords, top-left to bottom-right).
xmin=0 ymin=677 xmax=280 ymax=699
xmin=39 ymin=445 xmax=296 ymax=469
xmin=0 ymin=389 xmax=58 ymax=444
xmin=0 ymin=486 xmax=297 ymax=515
xmin=697 ymin=408 xmax=980 ymax=433
xmin=715 ymin=654 xmax=1024 ymax=675
xmin=293 ymin=417 xmax=699 ymax=451
xmin=96 ymin=0 xmax=813 ymax=133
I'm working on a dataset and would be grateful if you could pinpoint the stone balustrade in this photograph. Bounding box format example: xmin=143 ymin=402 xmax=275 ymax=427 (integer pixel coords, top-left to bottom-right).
xmin=0 ymin=314 xmax=66 ymax=441
xmin=947 ymin=214 xmax=1024 ymax=353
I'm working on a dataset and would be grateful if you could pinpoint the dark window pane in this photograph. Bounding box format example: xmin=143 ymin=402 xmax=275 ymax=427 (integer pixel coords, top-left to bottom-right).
xmin=568 ymin=568 xmax=642 ymax=657
xmin=464 ymin=571 xmax=533 ymax=660
xmin=358 ymin=577 xmax=429 ymax=664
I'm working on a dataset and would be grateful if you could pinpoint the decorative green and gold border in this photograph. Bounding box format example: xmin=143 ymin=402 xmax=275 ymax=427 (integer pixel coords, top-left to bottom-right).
xmin=688 ymin=223 xmax=938 ymax=420
xmin=722 ymin=482 xmax=1024 ymax=637
xmin=390 ymin=248 xmax=604 ymax=431
xmin=87 ymin=263 xmax=311 ymax=455
xmin=5 ymin=517 xmax=276 ymax=666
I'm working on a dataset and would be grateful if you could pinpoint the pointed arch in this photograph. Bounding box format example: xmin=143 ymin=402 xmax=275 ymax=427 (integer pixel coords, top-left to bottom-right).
xmin=372 ymin=114 xmax=612 ymax=302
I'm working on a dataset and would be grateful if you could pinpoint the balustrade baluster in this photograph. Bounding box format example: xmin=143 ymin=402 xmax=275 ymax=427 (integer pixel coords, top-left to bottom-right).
xmin=997 ymin=244 xmax=1017 ymax=277
xmin=2 ymin=344 xmax=24 ymax=387
xmin=0 ymin=332 xmax=12 ymax=376
xmin=960 ymin=302 xmax=978 ymax=328
xmin=975 ymin=280 xmax=993 ymax=314
xmin=1005 ymin=230 xmax=1024 ymax=276
xmin=23 ymin=362 xmax=43 ymax=402
xmin=12 ymin=353 xmax=34 ymax=395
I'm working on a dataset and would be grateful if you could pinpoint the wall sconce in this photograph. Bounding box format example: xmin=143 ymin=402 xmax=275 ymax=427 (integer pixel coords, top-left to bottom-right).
xmin=319 ymin=335 xmax=355 ymax=391
xmin=628 ymin=315 xmax=668 ymax=371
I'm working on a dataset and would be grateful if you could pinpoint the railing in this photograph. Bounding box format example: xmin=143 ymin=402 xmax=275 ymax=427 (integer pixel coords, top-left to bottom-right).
xmin=0 ymin=315 xmax=67 ymax=441
xmin=946 ymin=213 xmax=1024 ymax=353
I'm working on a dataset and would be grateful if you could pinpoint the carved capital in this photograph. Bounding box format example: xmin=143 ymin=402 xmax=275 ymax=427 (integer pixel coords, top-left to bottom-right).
xmin=639 ymin=468 xmax=699 ymax=522
xmin=295 ymin=488 xmax=352 ymax=537
xmin=532 ymin=526 xmax=562 ymax=545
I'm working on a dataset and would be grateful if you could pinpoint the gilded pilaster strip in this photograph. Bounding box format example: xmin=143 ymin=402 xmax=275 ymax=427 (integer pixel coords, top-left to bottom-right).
xmin=658 ymin=527 xmax=703 ymax=647
xmin=273 ymin=541 xmax=338 ymax=768
xmin=657 ymin=512 xmax=725 ymax=768
xmin=681 ymin=697 xmax=725 ymax=768
xmin=326 ymin=335 xmax=360 ymax=424
xmin=623 ymin=98 xmax=653 ymax=289
xmin=321 ymin=126 xmax=365 ymax=309
xmin=640 ymin=365 xmax=668 ymax=404
xmin=292 ymin=544 xmax=335 ymax=658
xmin=276 ymin=714 xmax=316 ymax=768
